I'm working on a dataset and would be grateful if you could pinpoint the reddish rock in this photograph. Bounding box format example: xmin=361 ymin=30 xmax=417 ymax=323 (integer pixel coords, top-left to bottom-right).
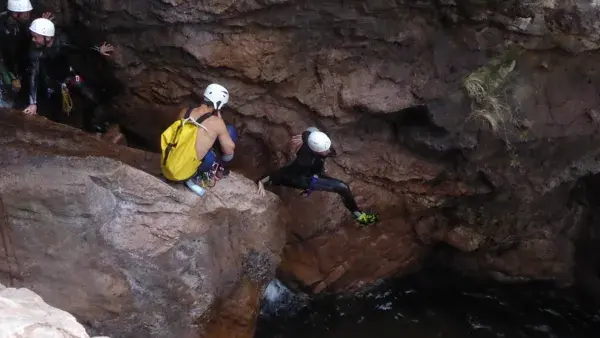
xmin=34 ymin=0 xmax=600 ymax=298
xmin=200 ymin=278 xmax=264 ymax=338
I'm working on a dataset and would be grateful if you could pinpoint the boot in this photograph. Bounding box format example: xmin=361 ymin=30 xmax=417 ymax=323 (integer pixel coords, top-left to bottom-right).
xmin=355 ymin=212 xmax=379 ymax=226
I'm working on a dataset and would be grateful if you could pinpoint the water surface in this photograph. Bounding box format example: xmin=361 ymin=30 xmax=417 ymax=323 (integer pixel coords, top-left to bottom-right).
xmin=255 ymin=272 xmax=600 ymax=338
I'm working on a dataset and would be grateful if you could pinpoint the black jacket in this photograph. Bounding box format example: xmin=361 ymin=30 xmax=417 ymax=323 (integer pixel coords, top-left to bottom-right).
xmin=28 ymin=32 xmax=100 ymax=104
xmin=0 ymin=11 xmax=30 ymax=80
xmin=281 ymin=130 xmax=337 ymax=177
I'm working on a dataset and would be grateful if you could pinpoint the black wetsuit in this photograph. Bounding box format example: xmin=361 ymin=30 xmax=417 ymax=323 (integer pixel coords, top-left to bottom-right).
xmin=0 ymin=11 xmax=32 ymax=106
xmin=28 ymin=31 xmax=107 ymax=131
xmin=261 ymin=130 xmax=361 ymax=214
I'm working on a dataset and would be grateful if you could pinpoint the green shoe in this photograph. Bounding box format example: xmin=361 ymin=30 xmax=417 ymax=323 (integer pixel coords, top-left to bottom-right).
xmin=356 ymin=212 xmax=378 ymax=226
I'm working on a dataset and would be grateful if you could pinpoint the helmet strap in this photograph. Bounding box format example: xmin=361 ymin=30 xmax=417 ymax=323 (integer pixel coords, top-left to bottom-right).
xmin=201 ymin=97 xmax=220 ymax=114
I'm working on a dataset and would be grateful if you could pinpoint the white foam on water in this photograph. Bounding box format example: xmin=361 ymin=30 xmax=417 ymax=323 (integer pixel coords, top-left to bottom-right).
xmin=375 ymin=302 xmax=393 ymax=311
xmin=467 ymin=314 xmax=493 ymax=331
xmin=264 ymin=279 xmax=288 ymax=303
xmin=259 ymin=279 xmax=308 ymax=317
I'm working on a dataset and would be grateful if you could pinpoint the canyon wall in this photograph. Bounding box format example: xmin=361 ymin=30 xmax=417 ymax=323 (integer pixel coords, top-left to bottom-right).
xmin=32 ymin=0 xmax=600 ymax=294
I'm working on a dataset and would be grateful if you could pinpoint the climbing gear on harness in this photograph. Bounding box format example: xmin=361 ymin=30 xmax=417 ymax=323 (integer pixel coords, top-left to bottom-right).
xmin=300 ymin=175 xmax=319 ymax=198
xmin=210 ymin=162 xmax=221 ymax=181
xmin=199 ymin=172 xmax=215 ymax=188
xmin=200 ymin=162 xmax=219 ymax=188
xmin=198 ymin=161 xmax=225 ymax=189
xmin=160 ymin=106 xmax=213 ymax=181
xmin=217 ymin=166 xmax=228 ymax=179
xmin=61 ymin=71 xmax=83 ymax=115
xmin=61 ymin=83 xmax=73 ymax=115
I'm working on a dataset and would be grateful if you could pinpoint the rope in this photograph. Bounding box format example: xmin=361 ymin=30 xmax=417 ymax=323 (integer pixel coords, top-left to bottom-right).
xmin=200 ymin=162 xmax=222 ymax=188
xmin=61 ymin=84 xmax=73 ymax=115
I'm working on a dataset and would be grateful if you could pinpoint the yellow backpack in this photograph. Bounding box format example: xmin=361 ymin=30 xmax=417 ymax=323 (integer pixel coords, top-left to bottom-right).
xmin=160 ymin=107 xmax=212 ymax=181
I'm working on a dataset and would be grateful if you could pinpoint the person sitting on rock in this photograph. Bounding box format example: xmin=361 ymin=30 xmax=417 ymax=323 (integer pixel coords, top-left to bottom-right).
xmin=0 ymin=0 xmax=54 ymax=108
xmin=256 ymin=127 xmax=379 ymax=226
xmin=182 ymin=83 xmax=237 ymax=196
xmin=22 ymin=17 xmax=115 ymax=133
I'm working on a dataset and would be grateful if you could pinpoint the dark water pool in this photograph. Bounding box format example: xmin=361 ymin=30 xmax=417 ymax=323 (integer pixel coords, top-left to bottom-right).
xmin=254 ymin=271 xmax=600 ymax=338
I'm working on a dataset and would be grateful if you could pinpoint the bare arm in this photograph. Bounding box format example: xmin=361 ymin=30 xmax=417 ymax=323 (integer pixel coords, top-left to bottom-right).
xmin=217 ymin=120 xmax=235 ymax=155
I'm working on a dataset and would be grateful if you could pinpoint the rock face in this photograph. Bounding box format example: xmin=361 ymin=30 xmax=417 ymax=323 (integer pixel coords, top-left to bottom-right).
xmin=0 ymin=283 xmax=108 ymax=338
xmin=0 ymin=110 xmax=287 ymax=337
xmin=35 ymin=0 xmax=600 ymax=295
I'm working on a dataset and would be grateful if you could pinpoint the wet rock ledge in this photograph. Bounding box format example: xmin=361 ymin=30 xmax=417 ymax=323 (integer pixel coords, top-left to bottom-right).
xmin=0 ymin=109 xmax=288 ymax=338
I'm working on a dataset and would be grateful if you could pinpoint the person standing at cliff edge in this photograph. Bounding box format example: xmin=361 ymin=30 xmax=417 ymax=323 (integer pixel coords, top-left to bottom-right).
xmin=22 ymin=17 xmax=115 ymax=133
xmin=256 ymin=127 xmax=379 ymax=226
xmin=161 ymin=83 xmax=238 ymax=197
xmin=0 ymin=0 xmax=54 ymax=108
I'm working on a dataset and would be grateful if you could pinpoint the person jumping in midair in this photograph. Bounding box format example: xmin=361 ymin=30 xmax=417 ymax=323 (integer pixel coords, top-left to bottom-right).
xmin=256 ymin=126 xmax=379 ymax=226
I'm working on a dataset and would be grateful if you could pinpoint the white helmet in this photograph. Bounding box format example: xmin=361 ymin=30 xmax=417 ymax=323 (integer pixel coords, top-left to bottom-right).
xmin=307 ymin=131 xmax=331 ymax=153
xmin=203 ymin=83 xmax=229 ymax=110
xmin=29 ymin=18 xmax=55 ymax=37
xmin=7 ymin=0 xmax=33 ymax=12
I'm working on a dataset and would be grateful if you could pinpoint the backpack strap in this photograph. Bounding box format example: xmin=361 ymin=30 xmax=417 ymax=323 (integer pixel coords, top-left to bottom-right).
xmin=183 ymin=106 xmax=194 ymax=119
xmin=183 ymin=105 xmax=213 ymax=125
xmin=195 ymin=112 xmax=213 ymax=124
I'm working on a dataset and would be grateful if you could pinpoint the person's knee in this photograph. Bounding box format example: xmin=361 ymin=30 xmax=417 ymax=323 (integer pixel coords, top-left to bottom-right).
xmin=330 ymin=180 xmax=351 ymax=194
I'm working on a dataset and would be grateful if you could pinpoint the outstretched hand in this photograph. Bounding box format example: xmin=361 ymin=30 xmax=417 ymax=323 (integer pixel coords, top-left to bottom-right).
xmin=98 ymin=42 xmax=115 ymax=57
xmin=257 ymin=181 xmax=266 ymax=197
xmin=42 ymin=12 xmax=54 ymax=21
xmin=289 ymin=134 xmax=303 ymax=154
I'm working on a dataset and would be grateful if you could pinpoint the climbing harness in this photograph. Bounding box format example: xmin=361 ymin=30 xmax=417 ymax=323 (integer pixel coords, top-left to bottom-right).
xmin=199 ymin=161 xmax=224 ymax=189
xmin=200 ymin=172 xmax=216 ymax=188
xmin=300 ymin=175 xmax=319 ymax=198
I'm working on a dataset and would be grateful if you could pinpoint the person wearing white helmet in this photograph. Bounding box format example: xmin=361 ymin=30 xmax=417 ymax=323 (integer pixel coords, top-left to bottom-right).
xmin=0 ymin=0 xmax=54 ymax=106
xmin=256 ymin=127 xmax=379 ymax=226
xmin=23 ymin=17 xmax=115 ymax=133
xmin=174 ymin=83 xmax=238 ymax=196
